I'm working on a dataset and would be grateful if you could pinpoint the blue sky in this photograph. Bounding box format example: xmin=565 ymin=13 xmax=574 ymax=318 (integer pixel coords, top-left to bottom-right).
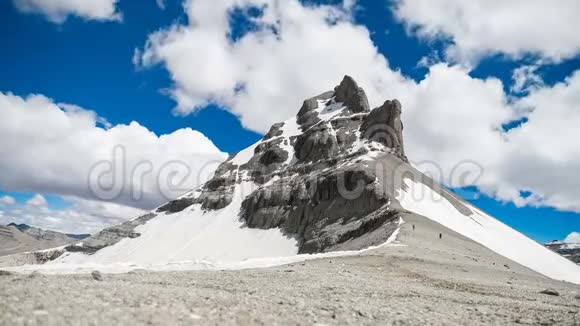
xmin=0 ymin=0 xmax=579 ymax=242
xmin=0 ymin=0 xmax=262 ymax=152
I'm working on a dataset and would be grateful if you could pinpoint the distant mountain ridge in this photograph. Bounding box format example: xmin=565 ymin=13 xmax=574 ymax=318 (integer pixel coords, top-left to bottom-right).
xmin=0 ymin=222 xmax=90 ymax=257
xmin=6 ymin=223 xmax=90 ymax=240
xmin=7 ymin=223 xmax=32 ymax=231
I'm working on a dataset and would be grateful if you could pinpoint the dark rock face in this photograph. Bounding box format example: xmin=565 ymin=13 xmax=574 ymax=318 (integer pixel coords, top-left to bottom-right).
xmin=334 ymin=75 xmax=370 ymax=114
xmin=360 ymin=99 xmax=406 ymax=160
xmin=296 ymin=91 xmax=333 ymax=131
xmin=263 ymin=122 xmax=285 ymax=140
xmin=260 ymin=147 xmax=288 ymax=166
xmin=240 ymin=164 xmax=396 ymax=253
xmin=294 ymin=123 xmax=340 ymax=163
xmin=63 ymin=75 xmax=411 ymax=256
xmin=157 ymin=197 xmax=196 ymax=213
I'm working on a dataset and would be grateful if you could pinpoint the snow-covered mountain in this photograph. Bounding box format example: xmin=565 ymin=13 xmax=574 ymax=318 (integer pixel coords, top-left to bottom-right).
xmin=0 ymin=223 xmax=89 ymax=257
xmin=5 ymin=76 xmax=580 ymax=284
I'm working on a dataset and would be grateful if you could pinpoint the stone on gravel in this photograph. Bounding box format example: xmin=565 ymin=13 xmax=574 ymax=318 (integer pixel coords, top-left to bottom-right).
xmin=539 ymin=288 xmax=559 ymax=296
xmin=91 ymin=271 xmax=103 ymax=281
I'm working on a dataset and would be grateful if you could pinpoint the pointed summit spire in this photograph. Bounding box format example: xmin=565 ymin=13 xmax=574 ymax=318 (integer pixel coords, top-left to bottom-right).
xmin=334 ymin=75 xmax=370 ymax=113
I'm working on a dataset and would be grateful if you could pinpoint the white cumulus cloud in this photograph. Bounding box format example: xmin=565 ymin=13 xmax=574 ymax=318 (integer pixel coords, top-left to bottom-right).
xmin=136 ymin=0 xmax=410 ymax=132
xmin=395 ymin=65 xmax=580 ymax=213
xmin=499 ymin=71 xmax=580 ymax=211
xmin=564 ymin=232 xmax=580 ymax=244
xmin=0 ymin=90 xmax=227 ymax=232
xmin=0 ymin=91 xmax=227 ymax=212
xmin=134 ymin=0 xmax=580 ymax=214
xmin=392 ymin=0 xmax=580 ymax=64
xmin=0 ymin=196 xmax=145 ymax=234
xmin=12 ymin=0 xmax=122 ymax=24
xmin=511 ymin=64 xmax=544 ymax=94
xmin=0 ymin=196 xmax=16 ymax=205
xmin=26 ymin=194 xmax=48 ymax=207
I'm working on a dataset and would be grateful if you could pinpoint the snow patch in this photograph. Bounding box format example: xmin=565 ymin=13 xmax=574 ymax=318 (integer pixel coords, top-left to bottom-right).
xmin=280 ymin=116 xmax=302 ymax=138
xmin=230 ymin=143 xmax=259 ymax=166
xmin=316 ymin=99 xmax=345 ymax=120
xmin=53 ymin=182 xmax=299 ymax=266
xmin=3 ymin=218 xmax=405 ymax=275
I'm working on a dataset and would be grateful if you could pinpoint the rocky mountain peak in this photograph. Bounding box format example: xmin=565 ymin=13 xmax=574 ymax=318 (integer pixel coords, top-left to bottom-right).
xmin=6 ymin=222 xmax=90 ymax=241
xmin=333 ymin=75 xmax=370 ymax=114
xmin=70 ymin=75 xmax=410 ymax=254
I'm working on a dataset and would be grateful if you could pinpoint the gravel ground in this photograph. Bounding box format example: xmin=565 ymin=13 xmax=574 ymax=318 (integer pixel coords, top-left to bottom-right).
xmin=2 ymin=213 xmax=580 ymax=325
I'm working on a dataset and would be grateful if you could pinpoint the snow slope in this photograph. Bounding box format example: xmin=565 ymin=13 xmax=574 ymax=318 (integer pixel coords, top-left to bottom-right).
xmin=56 ymin=181 xmax=299 ymax=266
xmin=3 ymin=218 xmax=404 ymax=274
xmin=397 ymin=178 xmax=580 ymax=284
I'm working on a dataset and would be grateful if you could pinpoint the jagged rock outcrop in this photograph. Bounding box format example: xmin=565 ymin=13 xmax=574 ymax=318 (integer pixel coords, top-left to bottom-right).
xmin=60 ymin=75 xmax=410 ymax=256
xmin=263 ymin=122 xmax=285 ymax=140
xmin=334 ymin=75 xmax=370 ymax=114
xmin=240 ymin=165 xmax=394 ymax=253
xmin=361 ymin=99 xmax=406 ymax=160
